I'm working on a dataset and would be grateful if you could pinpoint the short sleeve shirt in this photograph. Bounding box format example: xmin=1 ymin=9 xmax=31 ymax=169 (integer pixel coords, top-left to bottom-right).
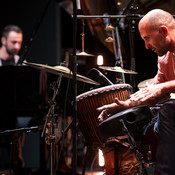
xmin=154 ymin=51 xmax=175 ymax=84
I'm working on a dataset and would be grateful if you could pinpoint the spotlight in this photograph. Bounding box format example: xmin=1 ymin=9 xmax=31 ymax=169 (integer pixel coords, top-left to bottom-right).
xmin=99 ymin=149 xmax=104 ymax=167
xmin=97 ymin=55 xmax=103 ymax=66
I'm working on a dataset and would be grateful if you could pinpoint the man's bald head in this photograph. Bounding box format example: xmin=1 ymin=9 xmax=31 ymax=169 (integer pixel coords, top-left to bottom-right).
xmin=139 ymin=9 xmax=175 ymax=31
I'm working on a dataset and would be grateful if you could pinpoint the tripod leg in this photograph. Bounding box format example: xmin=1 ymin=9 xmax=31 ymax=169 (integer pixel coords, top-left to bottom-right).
xmin=10 ymin=132 xmax=19 ymax=175
xmin=82 ymin=146 xmax=90 ymax=175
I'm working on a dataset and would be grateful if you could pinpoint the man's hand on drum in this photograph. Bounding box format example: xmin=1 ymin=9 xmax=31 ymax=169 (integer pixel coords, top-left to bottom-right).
xmin=97 ymin=98 xmax=131 ymax=122
xmin=130 ymin=83 xmax=170 ymax=106
xmin=97 ymin=83 xmax=170 ymax=122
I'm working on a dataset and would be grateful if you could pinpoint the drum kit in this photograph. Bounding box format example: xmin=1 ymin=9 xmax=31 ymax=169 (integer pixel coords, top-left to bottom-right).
xmin=24 ymin=62 xmax=156 ymax=175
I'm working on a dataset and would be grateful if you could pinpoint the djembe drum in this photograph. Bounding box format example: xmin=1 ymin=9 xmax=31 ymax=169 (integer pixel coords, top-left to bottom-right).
xmin=77 ymin=84 xmax=132 ymax=145
xmin=77 ymin=84 xmax=132 ymax=175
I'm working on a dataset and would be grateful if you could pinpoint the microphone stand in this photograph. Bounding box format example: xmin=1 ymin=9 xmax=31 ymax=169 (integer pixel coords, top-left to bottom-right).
xmin=115 ymin=27 xmax=125 ymax=83
xmin=129 ymin=18 xmax=136 ymax=90
xmin=41 ymin=73 xmax=63 ymax=175
xmin=0 ymin=126 xmax=43 ymax=175
xmin=72 ymin=0 xmax=78 ymax=175
xmin=91 ymin=68 xmax=114 ymax=85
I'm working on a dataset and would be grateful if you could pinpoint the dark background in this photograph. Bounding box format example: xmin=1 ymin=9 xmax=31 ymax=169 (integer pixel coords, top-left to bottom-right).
xmin=0 ymin=0 xmax=161 ymax=89
xmin=0 ymin=0 xmax=174 ymax=172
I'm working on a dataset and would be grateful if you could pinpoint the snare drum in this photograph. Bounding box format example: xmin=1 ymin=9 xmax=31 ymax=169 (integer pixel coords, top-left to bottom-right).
xmin=77 ymin=84 xmax=132 ymax=144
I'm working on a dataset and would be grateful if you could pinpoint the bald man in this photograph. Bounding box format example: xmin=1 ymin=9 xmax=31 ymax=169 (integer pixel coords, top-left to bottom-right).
xmin=97 ymin=9 xmax=175 ymax=174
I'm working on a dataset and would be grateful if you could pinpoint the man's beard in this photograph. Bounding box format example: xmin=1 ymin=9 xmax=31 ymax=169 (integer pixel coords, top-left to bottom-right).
xmin=6 ymin=47 xmax=17 ymax=56
xmin=157 ymin=49 xmax=168 ymax=57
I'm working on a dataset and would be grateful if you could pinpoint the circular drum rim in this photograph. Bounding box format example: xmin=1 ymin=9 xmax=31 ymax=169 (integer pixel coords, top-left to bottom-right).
xmin=77 ymin=84 xmax=133 ymax=102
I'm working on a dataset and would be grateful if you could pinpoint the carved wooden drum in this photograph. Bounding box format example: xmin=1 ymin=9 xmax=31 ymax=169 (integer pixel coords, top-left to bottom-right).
xmin=77 ymin=84 xmax=132 ymax=144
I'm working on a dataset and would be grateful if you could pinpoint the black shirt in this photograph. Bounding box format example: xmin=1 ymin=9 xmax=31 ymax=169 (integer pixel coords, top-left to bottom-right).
xmin=1 ymin=58 xmax=15 ymax=66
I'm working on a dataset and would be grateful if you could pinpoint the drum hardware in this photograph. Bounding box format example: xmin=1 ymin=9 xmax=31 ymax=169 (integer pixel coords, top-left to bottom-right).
xmin=120 ymin=119 xmax=136 ymax=148
xmin=115 ymin=26 xmax=125 ymax=84
xmin=106 ymin=136 xmax=131 ymax=148
xmin=143 ymin=146 xmax=155 ymax=168
xmin=121 ymin=119 xmax=148 ymax=175
xmin=97 ymin=106 xmax=155 ymax=175
xmin=76 ymin=19 xmax=94 ymax=57
xmin=106 ymin=119 xmax=147 ymax=175
xmin=103 ymin=13 xmax=115 ymax=44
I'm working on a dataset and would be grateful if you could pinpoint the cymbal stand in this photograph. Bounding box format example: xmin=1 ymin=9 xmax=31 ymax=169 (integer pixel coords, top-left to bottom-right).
xmin=41 ymin=72 xmax=63 ymax=175
xmin=81 ymin=19 xmax=85 ymax=53
xmin=115 ymin=26 xmax=125 ymax=83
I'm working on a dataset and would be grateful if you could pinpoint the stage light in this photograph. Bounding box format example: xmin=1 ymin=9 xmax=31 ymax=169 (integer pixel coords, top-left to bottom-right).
xmin=97 ymin=55 xmax=103 ymax=65
xmin=117 ymin=1 xmax=122 ymax=6
xmin=99 ymin=149 xmax=104 ymax=167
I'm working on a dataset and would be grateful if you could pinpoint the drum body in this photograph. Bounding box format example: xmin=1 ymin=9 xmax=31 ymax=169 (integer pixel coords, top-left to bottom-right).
xmin=77 ymin=84 xmax=132 ymax=144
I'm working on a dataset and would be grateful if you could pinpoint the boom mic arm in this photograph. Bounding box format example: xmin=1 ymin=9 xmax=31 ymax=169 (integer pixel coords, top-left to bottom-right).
xmin=92 ymin=68 xmax=113 ymax=85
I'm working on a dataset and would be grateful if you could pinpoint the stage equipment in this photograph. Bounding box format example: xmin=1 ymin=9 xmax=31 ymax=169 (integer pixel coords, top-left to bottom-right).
xmin=25 ymin=62 xmax=99 ymax=85
xmin=98 ymin=106 xmax=153 ymax=140
xmin=103 ymin=13 xmax=115 ymax=43
xmin=76 ymin=19 xmax=94 ymax=56
xmin=99 ymin=66 xmax=138 ymax=74
xmin=76 ymin=13 xmax=142 ymax=86
xmin=90 ymin=68 xmax=113 ymax=85
xmin=97 ymin=55 xmax=103 ymax=66
xmin=105 ymin=37 xmax=115 ymax=43
xmin=25 ymin=61 xmax=98 ymax=175
xmin=39 ymin=63 xmax=68 ymax=175
xmin=98 ymin=106 xmax=154 ymax=174
xmin=0 ymin=126 xmax=43 ymax=175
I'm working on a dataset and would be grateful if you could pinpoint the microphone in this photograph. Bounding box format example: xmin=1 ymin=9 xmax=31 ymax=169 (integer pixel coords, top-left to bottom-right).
xmin=92 ymin=68 xmax=113 ymax=85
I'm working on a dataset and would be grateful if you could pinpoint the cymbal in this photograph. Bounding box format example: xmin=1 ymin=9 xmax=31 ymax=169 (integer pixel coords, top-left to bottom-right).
xmin=76 ymin=51 xmax=94 ymax=57
xmin=105 ymin=37 xmax=115 ymax=43
xmin=137 ymin=78 xmax=154 ymax=90
xmin=24 ymin=62 xmax=99 ymax=85
xmin=99 ymin=66 xmax=138 ymax=74
xmin=104 ymin=25 xmax=115 ymax=31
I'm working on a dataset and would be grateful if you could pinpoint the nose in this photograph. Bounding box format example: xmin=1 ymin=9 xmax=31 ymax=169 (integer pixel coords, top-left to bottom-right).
xmin=14 ymin=42 xmax=21 ymax=50
xmin=145 ymin=41 xmax=151 ymax=50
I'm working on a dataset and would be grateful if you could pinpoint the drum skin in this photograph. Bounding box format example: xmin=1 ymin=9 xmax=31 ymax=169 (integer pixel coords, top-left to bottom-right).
xmin=77 ymin=84 xmax=132 ymax=144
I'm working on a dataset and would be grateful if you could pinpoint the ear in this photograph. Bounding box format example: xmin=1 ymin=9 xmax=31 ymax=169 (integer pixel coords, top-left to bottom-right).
xmin=1 ymin=36 xmax=6 ymax=45
xmin=160 ymin=25 xmax=168 ymax=37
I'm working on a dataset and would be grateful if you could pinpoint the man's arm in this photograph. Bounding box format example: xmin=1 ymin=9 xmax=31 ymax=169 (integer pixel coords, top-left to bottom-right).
xmin=97 ymin=80 xmax=174 ymax=122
